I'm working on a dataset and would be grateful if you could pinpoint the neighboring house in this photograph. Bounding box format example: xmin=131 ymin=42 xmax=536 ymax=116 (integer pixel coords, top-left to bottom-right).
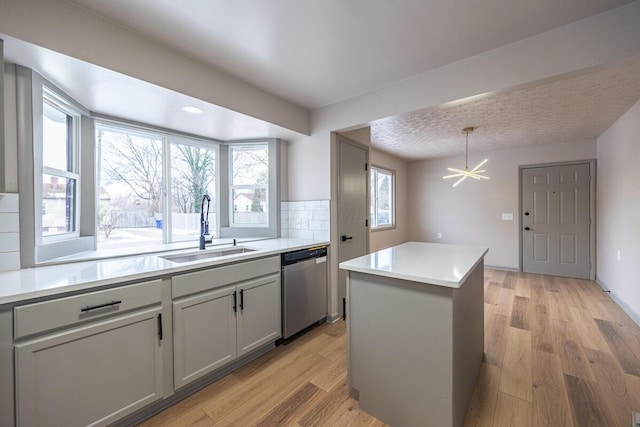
xmin=233 ymin=192 xmax=265 ymax=212
xmin=41 ymin=176 xmax=69 ymax=233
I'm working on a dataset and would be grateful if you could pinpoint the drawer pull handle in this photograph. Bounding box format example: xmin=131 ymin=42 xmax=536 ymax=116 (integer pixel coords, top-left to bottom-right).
xmin=80 ymin=300 xmax=122 ymax=312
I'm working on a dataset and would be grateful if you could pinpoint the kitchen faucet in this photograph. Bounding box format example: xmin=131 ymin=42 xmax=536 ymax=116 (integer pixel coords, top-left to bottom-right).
xmin=200 ymin=194 xmax=211 ymax=250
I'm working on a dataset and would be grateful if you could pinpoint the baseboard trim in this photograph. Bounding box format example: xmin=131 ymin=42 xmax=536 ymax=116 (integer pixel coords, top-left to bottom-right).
xmin=485 ymin=265 xmax=519 ymax=272
xmin=327 ymin=312 xmax=341 ymax=323
xmin=596 ymin=276 xmax=640 ymax=327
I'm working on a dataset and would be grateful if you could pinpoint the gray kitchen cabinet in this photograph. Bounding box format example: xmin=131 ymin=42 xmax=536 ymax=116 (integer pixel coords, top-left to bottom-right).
xmin=171 ymin=256 xmax=281 ymax=389
xmin=15 ymin=307 xmax=164 ymax=427
xmin=172 ymin=285 xmax=237 ymax=389
xmin=236 ymin=274 xmax=281 ymax=357
xmin=13 ymin=279 xmax=164 ymax=427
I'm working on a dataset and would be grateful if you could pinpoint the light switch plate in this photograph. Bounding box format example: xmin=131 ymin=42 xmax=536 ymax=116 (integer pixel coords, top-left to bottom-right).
xmin=501 ymin=213 xmax=514 ymax=221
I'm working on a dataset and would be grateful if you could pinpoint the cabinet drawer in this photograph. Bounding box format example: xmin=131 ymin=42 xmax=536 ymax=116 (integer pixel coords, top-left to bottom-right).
xmin=14 ymin=279 xmax=162 ymax=339
xmin=172 ymin=256 xmax=280 ymax=299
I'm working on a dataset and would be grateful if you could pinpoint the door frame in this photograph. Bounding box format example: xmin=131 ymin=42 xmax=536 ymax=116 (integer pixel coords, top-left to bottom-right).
xmin=518 ymin=159 xmax=596 ymax=280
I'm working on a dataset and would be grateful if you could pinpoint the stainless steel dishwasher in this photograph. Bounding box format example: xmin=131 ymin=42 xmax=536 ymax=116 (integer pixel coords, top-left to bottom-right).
xmin=281 ymin=246 xmax=328 ymax=339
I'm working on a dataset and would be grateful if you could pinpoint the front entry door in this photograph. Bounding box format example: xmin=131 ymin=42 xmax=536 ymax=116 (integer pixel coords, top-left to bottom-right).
xmin=522 ymin=163 xmax=591 ymax=279
xmin=337 ymin=136 xmax=369 ymax=318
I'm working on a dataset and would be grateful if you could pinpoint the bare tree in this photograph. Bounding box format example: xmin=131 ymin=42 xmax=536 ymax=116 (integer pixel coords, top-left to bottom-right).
xmin=231 ymin=148 xmax=268 ymax=184
xmin=99 ymin=129 xmax=163 ymax=216
xmin=172 ymin=144 xmax=215 ymax=213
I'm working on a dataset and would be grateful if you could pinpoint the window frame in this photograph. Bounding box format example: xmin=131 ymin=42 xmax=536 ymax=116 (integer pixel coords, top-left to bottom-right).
xmin=39 ymin=88 xmax=82 ymax=243
xmin=16 ymin=65 xmax=282 ymax=264
xmin=370 ymin=165 xmax=396 ymax=231
xmin=16 ymin=66 xmax=96 ymax=267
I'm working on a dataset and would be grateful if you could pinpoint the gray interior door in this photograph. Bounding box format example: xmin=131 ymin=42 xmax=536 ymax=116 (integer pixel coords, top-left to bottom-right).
xmin=337 ymin=137 xmax=369 ymax=317
xmin=522 ymin=163 xmax=590 ymax=279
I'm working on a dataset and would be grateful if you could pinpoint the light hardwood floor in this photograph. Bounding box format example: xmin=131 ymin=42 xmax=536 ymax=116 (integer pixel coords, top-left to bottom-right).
xmin=140 ymin=270 xmax=640 ymax=426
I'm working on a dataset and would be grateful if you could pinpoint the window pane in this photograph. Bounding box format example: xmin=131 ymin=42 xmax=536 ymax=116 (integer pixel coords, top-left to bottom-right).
xmin=231 ymin=146 xmax=268 ymax=185
xmin=230 ymin=144 xmax=269 ymax=227
xmin=232 ymin=188 xmax=268 ymax=225
xmin=171 ymin=143 xmax=216 ymax=242
xmin=371 ymin=167 xmax=394 ymax=229
xmin=97 ymin=127 xmax=164 ymax=249
xmin=42 ymin=174 xmax=76 ymax=236
xmin=376 ymin=172 xmax=392 ymax=226
xmin=370 ymin=171 xmax=377 ymax=227
xmin=42 ymin=101 xmax=71 ymax=171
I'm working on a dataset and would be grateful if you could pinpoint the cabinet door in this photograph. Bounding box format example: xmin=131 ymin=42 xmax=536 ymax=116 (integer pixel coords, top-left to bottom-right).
xmin=237 ymin=273 xmax=281 ymax=357
xmin=173 ymin=285 xmax=237 ymax=389
xmin=15 ymin=308 xmax=163 ymax=427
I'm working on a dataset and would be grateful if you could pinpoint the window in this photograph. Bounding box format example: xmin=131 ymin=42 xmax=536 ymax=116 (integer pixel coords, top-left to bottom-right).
xmin=370 ymin=166 xmax=395 ymax=230
xmin=40 ymin=91 xmax=81 ymax=240
xmin=18 ymin=66 xmax=282 ymax=262
xmin=96 ymin=123 xmax=217 ymax=250
xmin=229 ymin=144 xmax=269 ymax=227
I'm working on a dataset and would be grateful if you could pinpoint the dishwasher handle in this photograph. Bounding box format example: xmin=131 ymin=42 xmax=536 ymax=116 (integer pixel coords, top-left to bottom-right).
xmin=282 ymin=247 xmax=327 ymax=266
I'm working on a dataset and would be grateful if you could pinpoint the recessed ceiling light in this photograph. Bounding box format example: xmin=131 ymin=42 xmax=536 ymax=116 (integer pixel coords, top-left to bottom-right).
xmin=182 ymin=106 xmax=204 ymax=114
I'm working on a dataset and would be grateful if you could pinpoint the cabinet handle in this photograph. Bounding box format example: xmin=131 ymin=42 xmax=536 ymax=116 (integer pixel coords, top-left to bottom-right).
xmin=157 ymin=313 xmax=163 ymax=341
xmin=233 ymin=291 xmax=237 ymax=313
xmin=80 ymin=300 xmax=122 ymax=312
xmin=240 ymin=289 xmax=244 ymax=311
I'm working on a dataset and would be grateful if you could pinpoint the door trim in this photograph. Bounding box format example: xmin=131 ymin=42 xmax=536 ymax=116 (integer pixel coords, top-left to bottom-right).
xmin=518 ymin=159 xmax=596 ymax=280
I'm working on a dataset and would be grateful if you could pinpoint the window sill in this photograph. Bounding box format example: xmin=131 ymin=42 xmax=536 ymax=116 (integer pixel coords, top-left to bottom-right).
xmin=371 ymin=225 xmax=396 ymax=232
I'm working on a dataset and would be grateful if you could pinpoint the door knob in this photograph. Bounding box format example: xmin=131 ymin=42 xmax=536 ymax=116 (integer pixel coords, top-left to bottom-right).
xmin=341 ymin=235 xmax=353 ymax=242
xmin=524 ymin=227 xmax=530 ymax=231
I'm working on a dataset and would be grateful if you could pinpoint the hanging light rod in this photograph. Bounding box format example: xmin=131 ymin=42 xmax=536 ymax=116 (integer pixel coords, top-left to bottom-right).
xmin=443 ymin=127 xmax=489 ymax=187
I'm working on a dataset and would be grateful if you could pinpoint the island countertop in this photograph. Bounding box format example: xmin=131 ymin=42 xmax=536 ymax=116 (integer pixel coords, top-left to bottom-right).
xmin=339 ymin=241 xmax=488 ymax=288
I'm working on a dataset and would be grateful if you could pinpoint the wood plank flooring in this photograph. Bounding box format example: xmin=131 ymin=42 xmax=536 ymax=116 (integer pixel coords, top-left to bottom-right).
xmin=466 ymin=270 xmax=640 ymax=427
xmin=140 ymin=270 xmax=640 ymax=426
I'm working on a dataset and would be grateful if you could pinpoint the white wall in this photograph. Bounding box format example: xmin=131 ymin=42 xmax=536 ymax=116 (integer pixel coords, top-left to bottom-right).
xmin=596 ymin=99 xmax=640 ymax=321
xmin=370 ymin=148 xmax=408 ymax=252
xmin=407 ymin=140 xmax=596 ymax=269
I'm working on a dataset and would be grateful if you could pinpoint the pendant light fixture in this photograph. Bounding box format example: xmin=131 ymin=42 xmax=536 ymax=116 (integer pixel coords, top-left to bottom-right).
xmin=442 ymin=127 xmax=489 ymax=187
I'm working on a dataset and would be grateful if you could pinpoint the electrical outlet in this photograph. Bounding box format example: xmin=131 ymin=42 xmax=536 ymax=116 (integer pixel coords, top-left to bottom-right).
xmin=437 ymin=233 xmax=442 ymax=239
xmin=501 ymin=213 xmax=514 ymax=221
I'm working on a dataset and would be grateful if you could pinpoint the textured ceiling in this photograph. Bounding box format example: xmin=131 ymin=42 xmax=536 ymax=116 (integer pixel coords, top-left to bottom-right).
xmin=371 ymin=59 xmax=640 ymax=160
xmin=67 ymin=0 xmax=633 ymax=109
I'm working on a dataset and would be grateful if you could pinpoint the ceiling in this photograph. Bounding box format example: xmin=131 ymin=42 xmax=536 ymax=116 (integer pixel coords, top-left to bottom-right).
xmin=371 ymin=58 xmax=640 ymax=160
xmin=68 ymin=0 xmax=633 ymax=110
xmin=3 ymin=0 xmax=639 ymax=157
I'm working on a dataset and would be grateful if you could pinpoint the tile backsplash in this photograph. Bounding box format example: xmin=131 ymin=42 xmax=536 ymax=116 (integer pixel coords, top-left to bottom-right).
xmin=0 ymin=193 xmax=20 ymax=272
xmin=281 ymin=200 xmax=330 ymax=241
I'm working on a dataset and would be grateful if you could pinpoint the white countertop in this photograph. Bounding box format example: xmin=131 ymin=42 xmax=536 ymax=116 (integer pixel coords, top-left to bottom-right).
xmin=339 ymin=241 xmax=488 ymax=288
xmin=0 ymin=238 xmax=329 ymax=305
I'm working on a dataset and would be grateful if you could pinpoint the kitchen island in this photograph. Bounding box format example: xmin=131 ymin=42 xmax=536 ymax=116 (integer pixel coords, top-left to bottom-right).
xmin=339 ymin=241 xmax=488 ymax=427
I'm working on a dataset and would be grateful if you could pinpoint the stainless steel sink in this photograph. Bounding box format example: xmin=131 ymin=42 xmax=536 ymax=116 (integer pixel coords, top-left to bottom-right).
xmin=160 ymin=247 xmax=256 ymax=263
